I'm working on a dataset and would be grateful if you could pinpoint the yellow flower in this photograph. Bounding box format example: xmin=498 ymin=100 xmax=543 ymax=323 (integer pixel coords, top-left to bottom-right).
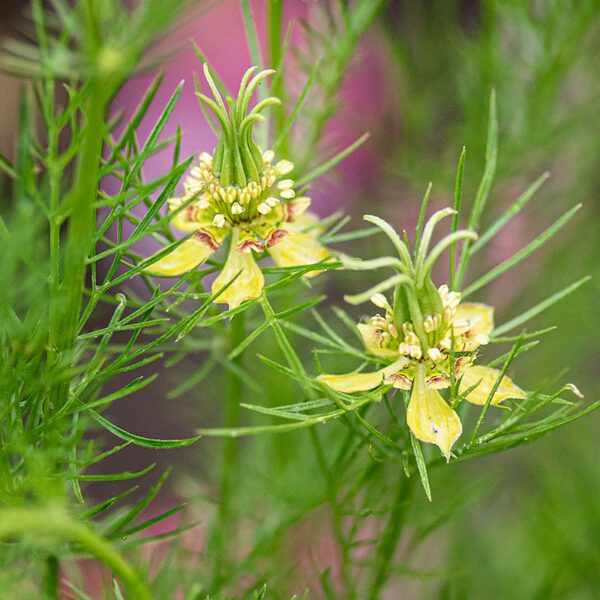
xmin=318 ymin=286 xmax=526 ymax=460
xmin=146 ymin=153 xmax=329 ymax=308
xmin=458 ymin=365 xmax=525 ymax=406
xmin=144 ymin=66 xmax=330 ymax=309
xmin=318 ymin=358 xmax=408 ymax=393
xmin=145 ymin=237 xmax=215 ymax=278
xmin=407 ymin=364 xmax=462 ymax=461
xmin=211 ymin=230 xmax=264 ymax=309
xmin=317 ymin=205 xmax=531 ymax=460
xmin=268 ymin=212 xmax=330 ymax=279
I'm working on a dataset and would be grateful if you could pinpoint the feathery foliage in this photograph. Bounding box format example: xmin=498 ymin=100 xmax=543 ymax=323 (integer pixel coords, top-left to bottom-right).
xmin=0 ymin=1 xmax=597 ymax=598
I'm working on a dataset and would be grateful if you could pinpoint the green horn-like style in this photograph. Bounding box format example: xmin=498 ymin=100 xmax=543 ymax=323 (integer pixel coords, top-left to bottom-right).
xmin=198 ymin=64 xmax=281 ymax=188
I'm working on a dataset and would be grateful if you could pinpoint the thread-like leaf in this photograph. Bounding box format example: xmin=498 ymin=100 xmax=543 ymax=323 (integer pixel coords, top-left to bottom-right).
xmin=493 ymin=277 xmax=590 ymax=336
xmin=463 ymin=204 xmax=581 ymax=296
xmin=92 ymin=412 xmax=200 ymax=448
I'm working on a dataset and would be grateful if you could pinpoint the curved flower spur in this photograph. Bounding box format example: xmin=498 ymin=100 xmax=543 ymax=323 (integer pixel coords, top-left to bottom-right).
xmin=317 ymin=210 xmax=526 ymax=461
xmin=144 ymin=65 xmax=330 ymax=308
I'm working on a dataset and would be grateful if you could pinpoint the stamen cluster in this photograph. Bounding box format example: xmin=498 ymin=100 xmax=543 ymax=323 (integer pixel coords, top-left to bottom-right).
xmin=359 ymin=285 xmax=488 ymax=389
xmin=176 ymin=151 xmax=295 ymax=228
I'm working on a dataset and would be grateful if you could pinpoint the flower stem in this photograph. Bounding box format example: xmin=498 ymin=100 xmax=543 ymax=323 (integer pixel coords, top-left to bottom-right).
xmin=0 ymin=507 xmax=151 ymax=599
xmin=367 ymin=474 xmax=413 ymax=599
xmin=48 ymin=84 xmax=109 ymax=408
xmin=258 ymin=293 xmax=354 ymax=597
xmin=42 ymin=555 xmax=59 ymax=599
xmin=211 ymin=311 xmax=245 ymax=589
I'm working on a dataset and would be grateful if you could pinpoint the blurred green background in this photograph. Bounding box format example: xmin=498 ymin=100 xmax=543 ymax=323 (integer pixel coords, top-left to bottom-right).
xmin=374 ymin=1 xmax=600 ymax=597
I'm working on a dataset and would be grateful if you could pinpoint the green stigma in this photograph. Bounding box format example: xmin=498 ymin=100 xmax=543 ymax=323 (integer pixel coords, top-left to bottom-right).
xmin=198 ymin=64 xmax=281 ymax=188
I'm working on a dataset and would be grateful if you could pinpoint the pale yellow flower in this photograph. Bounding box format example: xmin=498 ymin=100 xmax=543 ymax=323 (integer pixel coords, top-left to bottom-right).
xmin=318 ymin=286 xmax=526 ymax=460
xmin=268 ymin=212 xmax=330 ymax=279
xmin=210 ymin=230 xmax=265 ymax=309
xmin=144 ymin=66 xmax=330 ymax=309
xmin=146 ymin=154 xmax=329 ymax=308
xmin=407 ymin=364 xmax=463 ymax=460
xmin=458 ymin=365 xmax=526 ymax=406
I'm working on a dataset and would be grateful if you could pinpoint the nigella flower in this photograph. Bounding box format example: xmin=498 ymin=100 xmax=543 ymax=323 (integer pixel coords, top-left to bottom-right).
xmin=317 ymin=211 xmax=526 ymax=461
xmin=145 ymin=65 xmax=330 ymax=308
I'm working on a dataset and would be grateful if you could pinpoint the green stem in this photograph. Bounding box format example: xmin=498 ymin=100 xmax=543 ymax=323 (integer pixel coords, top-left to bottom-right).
xmin=469 ymin=335 xmax=524 ymax=445
xmin=267 ymin=0 xmax=283 ymax=80
xmin=267 ymin=0 xmax=285 ymax=139
xmin=0 ymin=507 xmax=151 ymax=599
xmin=311 ymin=428 xmax=355 ymax=600
xmin=211 ymin=312 xmax=245 ymax=589
xmin=258 ymin=293 xmax=354 ymax=597
xmin=46 ymin=101 xmax=60 ymax=326
xmin=258 ymin=293 xmax=307 ymax=384
xmin=367 ymin=475 xmax=413 ymax=599
xmin=42 ymin=555 xmax=59 ymax=599
xmin=49 ymin=84 xmax=108 ymax=407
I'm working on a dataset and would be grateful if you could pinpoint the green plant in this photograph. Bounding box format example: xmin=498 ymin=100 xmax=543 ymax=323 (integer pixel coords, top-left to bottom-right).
xmin=0 ymin=1 xmax=596 ymax=598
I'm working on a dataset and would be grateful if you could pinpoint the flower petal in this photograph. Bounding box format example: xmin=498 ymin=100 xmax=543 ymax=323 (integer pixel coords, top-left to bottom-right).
xmin=425 ymin=374 xmax=451 ymax=389
xmin=268 ymin=231 xmax=330 ymax=278
xmin=237 ymin=228 xmax=265 ymax=253
xmin=294 ymin=211 xmax=323 ymax=235
xmin=167 ymin=195 xmax=213 ymax=232
xmin=318 ymin=358 xmax=407 ymax=393
xmin=145 ymin=236 xmax=215 ymax=277
xmin=283 ymin=197 xmax=312 ymax=222
xmin=459 ymin=365 xmax=526 ymax=405
xmin=357 ymin=322 xmax=400 ymax=359
xmin=317 ymin=370 xmax=388 ymax=393
xmin=171 ymin=206 xmax=200 ymax=232
xmin=212 ymin=245 xmax=264 ymax=309
xmin=407 ymin=365 xmax=462 ymax=461
xmin=455 ymin=303 xmax=494 ymax=337
xmin=386 ymin=372 xmax=412 ymax=390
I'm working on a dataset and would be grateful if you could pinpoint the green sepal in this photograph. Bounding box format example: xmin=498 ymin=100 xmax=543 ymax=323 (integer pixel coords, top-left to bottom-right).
xmin=213 ymin=139 xmax=224 ymax=174
xmin=417 ymin=275 xmax=443 ymax=319
xmin=393 ymin=284 xmax=410 ymax=326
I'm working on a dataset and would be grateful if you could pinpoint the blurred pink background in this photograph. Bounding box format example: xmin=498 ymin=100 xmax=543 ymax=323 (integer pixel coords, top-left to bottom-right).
xmin=113 ymin=0 xmax=385 ymax=219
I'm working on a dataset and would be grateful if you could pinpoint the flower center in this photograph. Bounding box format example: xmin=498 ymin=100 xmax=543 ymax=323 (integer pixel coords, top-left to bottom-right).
xmin=361 ymin=284 xmax=489 ymax=384
xmin=183 ymin=151 xmax=295 ymax=230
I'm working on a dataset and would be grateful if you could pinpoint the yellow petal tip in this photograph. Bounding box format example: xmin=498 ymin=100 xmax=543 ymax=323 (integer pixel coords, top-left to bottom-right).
xmin=212 ymin=247 xmax=265 ymax=310
xmin=459 ymin=365 xmax=526 ymax=405
xmin=407 ymin=367 xmax=463 ymax=461
xmin=144 ymin=238 xmax=213 ymax=278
